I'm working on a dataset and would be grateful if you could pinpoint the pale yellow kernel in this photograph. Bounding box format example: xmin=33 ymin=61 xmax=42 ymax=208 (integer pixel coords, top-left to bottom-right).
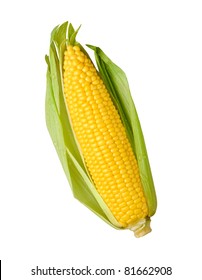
xmin=63 ymin=60 xmax=68 ymax=68
xmin=127 ymin=218 xmax=133 ymax=224
xmin=92 ymin=89 xmax=100 ymax=96
xmin=67 ymin=45 xmax=73 ymax=51
xmin=129 ymin=215 xmax=135 ymax=221
xmin=97 ymin=139 xmax=106 ymax=146
xmin=126 ymin=209 xmax=134 ymax=215
xmin=135 ymin=209 xmax=141 ymax=215
xmin=141 ymin=210 xmax=146 ymax=216
xmin=82 ymin=66 xmax=89 ymax=72
xmin=120 ymin=172 xmax=128 ymax=180
xmin=121 ymin=206 xmax=129 ymax=213
xmin=73 ymin=45 xmax=80 ymax=51
xmin=116 ymin=198 xmax=123 ymax=204
xmin=137 ymin=202 xmax=143 ymax=208
xmin=102 ymin=115 xmax=110 ymax=121
xmin=139 ymin=192 xmax=144 ymax=198
xmin=121 ymin=214 xmax=130 ymax=222
xmin=91 ymin=75 xmax=97 ymax=81
xmin=76 ymin=63 xmax=83 ymax=70
xmin=109 ymin=166 xmax=118 ymax=175
xmin=122 ymin=192 xmax=130 ymax=198
xmin=95 ymin=84 xmax=102 ymax=89
xmin=142 ymin=197 xmax=146 ymax=203
xmin=119 ymin=202 xmax=126 ymax=208
xmin=92 ymin=79 xmax=100 ymax=85
xmin=71 ymin=76 xmax=78 ymax=81
xmin=124 ymin=178 xmax=131 ymax=183
xmin=103 ymin=134 xmax=113 ymax=141
xmin=95 ymin=99 xmax=104 ymax=106
xmin=81 ymin=81 xmax=88 ymax=87
xmin=83 ymin=86 xmax=90 ymax=93
xmin=125 ymin=182 xmax=133 ymax=188
xmin=77 ymin=56 xmax=85 ymax=62
xmin=85 ymin=76 xmax=91 ymax=82
xmin=129 ymin=204 xmax=136 ymax=210
xmin=72 ymin=60 xmax=78 ymax=67
xmin=90 ymin=84 xmax=97 ymax=90
xmin=69 ymin=54 xmax=77 ymax=60
xmin=108 ymin=165 xmax=118 ymax=172
xmin=127 ymin=170 xmax=134 ymax=176
xmin=114 ymin=155 xmax=122 ymax=162
xmin=134 ymin=197 xmax=141 ymax=204
xmin=86 ymin=71 xmax=93 ymax=76
xmin=126 ymin=200 xmax=134 ymax=206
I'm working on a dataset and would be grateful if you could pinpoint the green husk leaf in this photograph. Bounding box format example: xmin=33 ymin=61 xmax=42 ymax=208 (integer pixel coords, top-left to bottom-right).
xmin=45 ymin=23 xmax=121 ymax=229
xmin=87 ymin=45 xmax=157 ymax=217
xmin=67 ymin=23 xmax=75 ymax=43
xmin=45 ymin=56 xmax=71 ymax=182
xmin=69 ymin=25 xmax=81 ymax=45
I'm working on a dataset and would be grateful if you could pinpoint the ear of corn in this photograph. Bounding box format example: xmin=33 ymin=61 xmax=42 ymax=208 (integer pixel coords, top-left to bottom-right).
xmin=45 ymin=22 xmax=157 ymax=237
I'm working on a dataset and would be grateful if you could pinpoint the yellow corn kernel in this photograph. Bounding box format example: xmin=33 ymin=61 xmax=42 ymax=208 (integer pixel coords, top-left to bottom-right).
xmin=63 ymin=45 xmax=148 ymax=227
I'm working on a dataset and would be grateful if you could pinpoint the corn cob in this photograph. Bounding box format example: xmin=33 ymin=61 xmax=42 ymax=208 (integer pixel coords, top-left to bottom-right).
xmin=45 ymin=22 xmax=157 ymax=237
xmin=63 ymin=45 xmax=148 ymax=228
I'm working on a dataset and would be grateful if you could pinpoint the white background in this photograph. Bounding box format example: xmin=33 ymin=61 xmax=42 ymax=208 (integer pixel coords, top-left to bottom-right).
xmin=0 ymin=0 xmax=202 ymax=279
